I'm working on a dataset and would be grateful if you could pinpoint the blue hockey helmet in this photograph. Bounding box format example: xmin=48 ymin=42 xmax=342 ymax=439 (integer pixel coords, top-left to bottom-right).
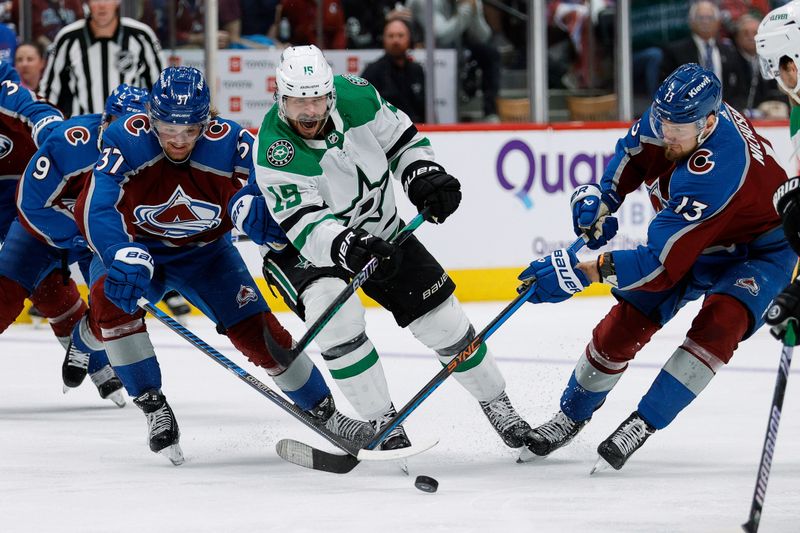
xmin=649 ymin=64 xmax=722 ymax=143
xmin=148 ymin=66 xmax=211 ymax=126
xmin=103 ymin=83 xmax=149 ymax=122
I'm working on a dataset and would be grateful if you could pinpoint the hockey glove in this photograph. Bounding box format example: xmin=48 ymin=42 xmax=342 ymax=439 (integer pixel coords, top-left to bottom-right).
xmin=517 ymin=247 xmax=589 ymax=304
xmin=229 ymin=184 xmax=290 ymax=251
xmin=104 ymin=243 xmax=154 ymax=314
xmin=570 ymin=183 xmax=621 ymax=250
xmin=774 ymin=176 xmax=800 ymax=256
xmin=765 ymin=279 xmax=800 ymax=346
xmin=403 ymin=161 xmax=461 ymax=224
xmin=331 ymin=227 xmax=399 ymax=279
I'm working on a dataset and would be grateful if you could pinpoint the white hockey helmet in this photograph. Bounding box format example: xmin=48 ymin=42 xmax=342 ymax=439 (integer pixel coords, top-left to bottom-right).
xmin=756 ymin=2 xmax=800 ymax=100
xmin=275 ymin=45 xmax=336 ymax=123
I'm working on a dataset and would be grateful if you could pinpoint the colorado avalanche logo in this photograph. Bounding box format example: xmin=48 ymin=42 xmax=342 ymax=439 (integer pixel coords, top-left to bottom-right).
xmin=236 ymin=285 xmax=258 ymax=308
xmin=343 ymin=74 xmax=369 ymax=86
xmin=133 ymin=186 xmax=222 ymax=238
xmin=204 ymin=120 xmax=231 ymax=140
xmin=688 ymin=149 xmax=715 ymax=175
xmin=266 ymin=140 xmax=294 ymax=167
xmin=0 ymin=134 xmax=12 ymax=159
xmin=65 ymin=126 xmax=91 ymax=146
xmin=735 ymin=277 xmax=760 ymax=296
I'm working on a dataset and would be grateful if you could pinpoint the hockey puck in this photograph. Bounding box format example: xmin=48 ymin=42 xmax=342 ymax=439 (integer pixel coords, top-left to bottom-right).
xmin=414 ymin=475 xmax=438 ymax=493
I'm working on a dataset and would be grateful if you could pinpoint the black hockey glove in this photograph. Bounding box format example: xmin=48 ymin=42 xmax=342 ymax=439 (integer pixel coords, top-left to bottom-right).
xmin=774 ymin=176 xmax=800 ymax=256
xmin=402 ymin=161 xmax=461 ymax=224
xmin=331 ymin=227 xmax=400 ymax=279
xmin=765 ymin=279 xmax=800 ymax=346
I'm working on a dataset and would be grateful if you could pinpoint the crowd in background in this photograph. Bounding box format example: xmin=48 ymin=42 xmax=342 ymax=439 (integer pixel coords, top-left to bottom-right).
xmin=0 ymin=0 xmax=795 ymax=122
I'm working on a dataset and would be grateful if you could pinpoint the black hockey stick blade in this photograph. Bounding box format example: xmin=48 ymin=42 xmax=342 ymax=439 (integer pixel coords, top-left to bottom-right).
xmin=276 ymin=437 xmax=439 ymax=474
xmin=266 ymin=210 xmax=429 ymax=367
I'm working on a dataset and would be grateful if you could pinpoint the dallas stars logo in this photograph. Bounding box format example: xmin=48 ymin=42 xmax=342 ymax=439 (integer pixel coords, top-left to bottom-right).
xmin=266 ymin=139 xmax=294 ymax=167
xmin=343 ymin=74 xmax=369 ymax=86
xmin=327 ymin=132 xmax=340 ymax=145
xmin=295 ymin=256 xmax=314 ymax=270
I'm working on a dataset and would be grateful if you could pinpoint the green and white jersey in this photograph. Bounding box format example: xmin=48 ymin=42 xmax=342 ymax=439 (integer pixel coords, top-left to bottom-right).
xmin=253 ymin=74 xmax=436 ymax=267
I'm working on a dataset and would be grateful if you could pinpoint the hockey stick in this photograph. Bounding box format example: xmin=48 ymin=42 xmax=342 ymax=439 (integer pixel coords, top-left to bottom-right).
xmin=741 ymin=321 xmax=795 ymax=533
xmin=277 ymin=237 xmax=587 ymax=473
xmin=266 ymin=210 xmax=429 ymax=367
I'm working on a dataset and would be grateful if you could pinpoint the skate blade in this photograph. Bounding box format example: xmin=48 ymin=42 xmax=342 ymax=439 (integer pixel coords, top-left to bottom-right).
xmin=397 ymin=458 xmax=409 ymax=475
xmin=517 ymin=446 xmax=547 ymax=463
xmin=159 ymin=444 xmax=185 ymax=466
xmin=590 ymin=456 xmax=611 ymax=475
xmin=106 ymin=390 xmax=126 ymax=408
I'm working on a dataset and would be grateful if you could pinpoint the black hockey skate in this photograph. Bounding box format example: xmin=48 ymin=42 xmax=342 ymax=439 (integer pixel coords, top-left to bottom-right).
xmin=371 ymin=404 xmax=411 ymax=451
xmin=62 ymin=340 xmax=90 ymax=390
xmin=592 ymin=411 xmax=655 ymax=474
xmin=479 ymin=391 xmax=532 ymax=448
xmin=163 ymin=291 xmax=191 ymax=324
xmin=307 ymin=394 xmax=373 ymax=447
xmin=133 ymin=389 xmax=184 ymax=465
xmin=519 ymin=410 xmax=591 ymax=461
xmin=90 ymin=365 xmax=126 ymax=407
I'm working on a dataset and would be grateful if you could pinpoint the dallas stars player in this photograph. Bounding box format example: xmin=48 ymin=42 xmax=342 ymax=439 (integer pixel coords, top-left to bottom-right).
xmin=239 ymin=45 xmax=533 ymax=451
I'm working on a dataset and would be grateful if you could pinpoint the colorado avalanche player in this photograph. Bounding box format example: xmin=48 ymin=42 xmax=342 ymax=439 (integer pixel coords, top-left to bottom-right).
xmin=517 ymin=64 xmax=796 ymax=471
xmin=75 ymin=66 xmax=372 ymax=464
xmin=14 ymin=84 xmax=151 ymax=407
xmin=247 ymin=45 xmax=532 ymax=452
xmin=0 ymin=63 xmax=95 ymax=358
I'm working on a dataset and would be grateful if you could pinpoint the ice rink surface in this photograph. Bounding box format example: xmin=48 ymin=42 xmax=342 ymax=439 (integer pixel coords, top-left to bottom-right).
xmin=1 ymin=296 xmax=798 ymax=533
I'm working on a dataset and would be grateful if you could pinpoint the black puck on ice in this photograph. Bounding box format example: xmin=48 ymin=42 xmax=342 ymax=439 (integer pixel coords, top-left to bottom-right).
xmin=414 ymin=475 xmax=438 ymax=493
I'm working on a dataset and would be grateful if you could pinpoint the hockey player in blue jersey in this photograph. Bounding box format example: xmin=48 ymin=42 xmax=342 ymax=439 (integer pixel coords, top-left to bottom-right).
xmin=516 ymin=64 xmax=796 ymax=471
xmin=13 ymin=84 xmax=153 ymax=407
xmin=74 ymin=66 xmax=372 ymax=464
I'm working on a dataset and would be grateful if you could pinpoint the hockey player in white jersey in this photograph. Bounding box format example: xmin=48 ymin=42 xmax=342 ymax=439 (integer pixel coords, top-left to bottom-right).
xmin=237 ymin=45 xmax=533 ymax=451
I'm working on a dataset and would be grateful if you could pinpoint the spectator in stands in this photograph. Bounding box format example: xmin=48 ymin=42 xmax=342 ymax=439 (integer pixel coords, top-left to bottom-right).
xmin=16 ymin=0 xmax=84 ymax=49
xmin=660 ymin=0 xmax=747 ymax=110
xmin=407 ymin=0 xmax=499 ymax=122
xmin=343 ymin=0 xmax=409 ymax=49
xmin=41 ymin=0 xmax=163 ymax=116
xmin=277 ymin=0 xmax=347 ymax=49
xmin=14 ymin=41 xmax=47 ymax=91
xmin=240 ymin=0 xmax=281 ymax=47
xmin=732 ymin=12 xmax=787 ymax=117
xmin=143 ymin=0 xmax=242 ymax=49
xmin=362 ymin=17 xmax=426 ymax=123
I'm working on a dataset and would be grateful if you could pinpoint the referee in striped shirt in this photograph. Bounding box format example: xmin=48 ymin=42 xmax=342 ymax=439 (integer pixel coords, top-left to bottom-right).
xmin=40 ymin=0 xmax=164 ymax=117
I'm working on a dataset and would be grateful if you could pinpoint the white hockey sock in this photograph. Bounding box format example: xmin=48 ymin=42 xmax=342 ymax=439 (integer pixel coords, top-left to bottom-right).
xmin=323 ymin=334 xmax=392 ymax=421
xmin=409 ymin=295 xmax=506 ymax=403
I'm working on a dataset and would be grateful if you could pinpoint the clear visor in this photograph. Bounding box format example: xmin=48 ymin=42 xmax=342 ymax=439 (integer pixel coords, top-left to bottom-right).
xmin=281 ymin=94 xmax=332 ymax=123
xmin=152 ymin=119 xmax=205 ymax=143
xmin=649 ymin=106 xmax=706 ymax=144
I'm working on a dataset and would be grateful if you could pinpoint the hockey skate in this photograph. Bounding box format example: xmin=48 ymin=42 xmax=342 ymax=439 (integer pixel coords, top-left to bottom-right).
xmin=307 ymin=394 xmax=374 ymax=447
xmin=133 ymin=390 xmax=184 ymax=466
xmin=163 ymin=291 xmax=191 ymax=325
xmin=518 ymin=410 xmax=591 ymax=462
xmin=591 ymin=411 xmax=655 ymax=474
xmin=479 ymin=391 xmax=532 ymax=448
xmin=371 ymin=404 xmax=411 ymax=451
xmin=90 ymin=365 xmax=126 ymax=407
xmin=371 ymin=404 xmax=412 ymax=474
xmin=62 ymin=340 xmax=90 ymax=391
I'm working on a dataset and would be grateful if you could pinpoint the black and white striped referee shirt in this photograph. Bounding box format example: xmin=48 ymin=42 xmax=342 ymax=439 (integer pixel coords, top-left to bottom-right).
xmin=40 ymin=17 xmax=164 ymax=117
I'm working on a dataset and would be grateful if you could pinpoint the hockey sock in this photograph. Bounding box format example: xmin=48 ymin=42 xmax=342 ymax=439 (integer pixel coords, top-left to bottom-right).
xmin=0 ymin=276 xmax=28 ymax=333
xmin=30 ymin=270 xmax=86 ymax=338
xmin=272 ymin=352 xmax=330 ymax=411
xmin=637 ymin=347 xmax=715 ymax=429
xmin=409 ymin=296 xmax=505 ymax=403
xmin=323 ymin=332 xmax=392 ymax=420
xmin=104 ymin=331 xmax=160 ymax=398
xmin=560 ymin=350 xmax=624 ymax=421
xmin=70 ymin=315 xmax=112 ymax=373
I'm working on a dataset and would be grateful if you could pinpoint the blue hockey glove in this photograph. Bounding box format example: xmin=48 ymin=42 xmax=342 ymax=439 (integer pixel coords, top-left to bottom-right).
xmin=570 ymin=184 xmax=621 ymax=250
xmin=765 ymin=279 xmax=800 ymax=346
xmin=517 ymin=247 xmax=590 ymax=304
xmin=229 ymin=184 xmax=290 ymax=251
xmin=103 ymin=243 xmax=154 ymax=314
